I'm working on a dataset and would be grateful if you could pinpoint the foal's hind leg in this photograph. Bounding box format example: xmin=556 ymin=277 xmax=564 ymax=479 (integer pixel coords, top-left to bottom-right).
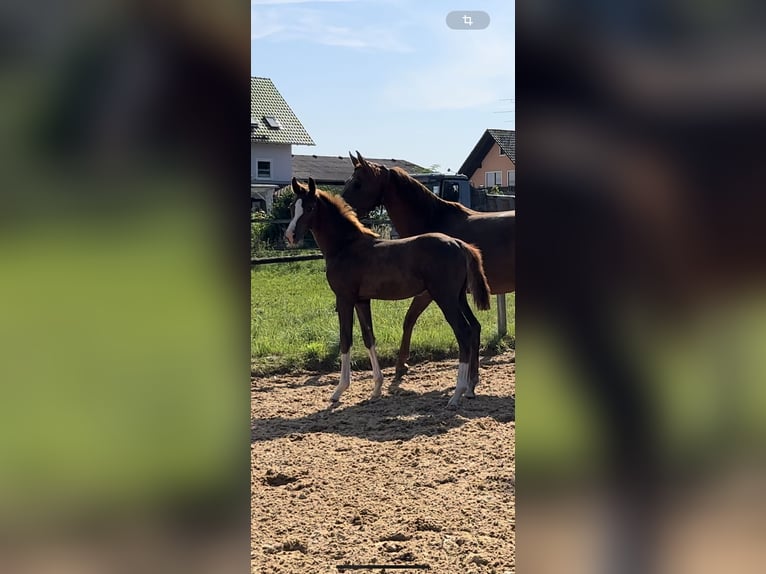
xmin=458 ymin=292 xmax=482 ymax=398
xmin=432 ymin=294 xmax=474 ymax=408
xmin=395 ymin=292 xmax=432 ymax=379
xmin=355 ymin=300 xmax=384 ymax=400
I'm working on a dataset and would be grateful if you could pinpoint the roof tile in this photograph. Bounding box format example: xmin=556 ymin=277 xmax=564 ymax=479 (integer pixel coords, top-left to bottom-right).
xmin=459 ymin=129 xmax=515 ymax=177
xmin=251 ymin=77 xmax=315 ymax=145
xmin=292 ymin=155 xmax=427 ymax=184
xmin=488 ymin=129 xmax=515 ymax=163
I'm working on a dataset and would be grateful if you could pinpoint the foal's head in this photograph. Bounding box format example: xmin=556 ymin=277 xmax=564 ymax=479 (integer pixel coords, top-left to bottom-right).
xmin=285 ymin=177 xmax=320 ymax=245
xmin=287 ymin=176 xmax=378 ymax=247
xmin=342 ymin=151 xmax=389 ymax=218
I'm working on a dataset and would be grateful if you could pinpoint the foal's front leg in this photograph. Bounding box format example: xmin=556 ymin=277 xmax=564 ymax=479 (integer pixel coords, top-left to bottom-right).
xmin=331 ymin=300 xmax=355 ymax=403
xmin=355 ymin=300 xmax=384 ymax=400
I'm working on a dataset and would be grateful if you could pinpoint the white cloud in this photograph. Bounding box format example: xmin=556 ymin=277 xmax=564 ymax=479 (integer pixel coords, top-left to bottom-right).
xmin=251 ymin=7 xmax=411 ymax=52
xmin=314 ymin=23 xmax=409 ymax=52
xmin=251 ymin=17 xmax=285 ymax=40
xmin=383 ymin=34 xmax=514 ymax=110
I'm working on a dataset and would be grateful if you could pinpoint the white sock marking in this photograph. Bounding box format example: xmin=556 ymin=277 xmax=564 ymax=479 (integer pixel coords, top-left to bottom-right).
xmin=447 ymin=362 xmax=470 ymax=408
xmin=332 ymin=352 xmax=351 ymax=402
xmin=368 ymin=345 xmax=384 ymax=399
xmin=284 ymin=198 xmax=303 ymax=245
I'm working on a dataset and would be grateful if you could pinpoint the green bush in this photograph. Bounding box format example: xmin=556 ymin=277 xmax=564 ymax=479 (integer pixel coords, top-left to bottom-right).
xmin=251 ymin=187 xmax=318 ymax=256
xmin=269 ymin=187 xmax=295 ymax=220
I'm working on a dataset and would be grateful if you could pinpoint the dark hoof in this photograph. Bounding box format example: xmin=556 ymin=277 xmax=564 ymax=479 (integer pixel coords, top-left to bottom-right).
xmin=394 ymin=363 xmax=410 ymax=380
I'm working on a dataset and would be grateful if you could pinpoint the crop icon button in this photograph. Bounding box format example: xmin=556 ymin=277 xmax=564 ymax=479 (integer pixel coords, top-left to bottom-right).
xmin=446 ymin=11 xmax=490 ymax=30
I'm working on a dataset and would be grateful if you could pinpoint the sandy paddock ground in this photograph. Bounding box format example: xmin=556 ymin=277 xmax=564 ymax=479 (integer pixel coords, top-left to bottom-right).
xmin=251 ymin=352 xmax=515 ymax=573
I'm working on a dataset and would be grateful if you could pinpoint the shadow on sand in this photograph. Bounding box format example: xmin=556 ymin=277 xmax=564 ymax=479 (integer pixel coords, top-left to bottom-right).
xmin=251 ymin=382 xmax=515 ymax=444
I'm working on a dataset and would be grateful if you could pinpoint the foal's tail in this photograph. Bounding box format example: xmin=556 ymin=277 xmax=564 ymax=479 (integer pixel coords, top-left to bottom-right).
xmin=462 ymin=242 xmax=491 ymax=311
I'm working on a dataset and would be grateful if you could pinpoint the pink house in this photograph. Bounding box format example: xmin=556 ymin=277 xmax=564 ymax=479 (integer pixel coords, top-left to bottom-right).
xmin=458 ymin=129 xmax=515 ymax=192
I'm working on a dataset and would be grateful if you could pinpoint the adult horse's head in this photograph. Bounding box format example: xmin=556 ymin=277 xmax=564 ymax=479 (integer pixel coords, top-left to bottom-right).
xmin=285 ymin=177 xmax=319 ymax=246
xmin=342 ymin=151 xmax=388 ymax=218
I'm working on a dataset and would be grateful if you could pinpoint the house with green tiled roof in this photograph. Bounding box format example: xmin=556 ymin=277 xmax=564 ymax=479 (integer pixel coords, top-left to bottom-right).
xmin=251 ymin=77 xmax=314 ymax=210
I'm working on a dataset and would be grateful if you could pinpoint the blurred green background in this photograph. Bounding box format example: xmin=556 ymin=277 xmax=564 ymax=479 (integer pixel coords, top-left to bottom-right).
xmin=0 ymin=4 xmax=250 ymax=564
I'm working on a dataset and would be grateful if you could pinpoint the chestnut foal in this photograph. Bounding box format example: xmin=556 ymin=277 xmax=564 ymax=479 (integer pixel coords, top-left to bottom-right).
xmin=286 ymin=177 xmax=490 ymax=408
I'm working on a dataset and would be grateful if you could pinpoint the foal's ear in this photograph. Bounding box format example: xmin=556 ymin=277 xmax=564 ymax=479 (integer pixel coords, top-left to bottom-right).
xmin=349 ymin=151 xmax=359 ymax=167
xmin=308 ymin=177 xmax=317 ymax=196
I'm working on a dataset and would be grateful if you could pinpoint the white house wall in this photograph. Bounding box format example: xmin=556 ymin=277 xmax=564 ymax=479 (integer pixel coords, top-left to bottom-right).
xmin=251 ymin=142 xmax=293 ymax=184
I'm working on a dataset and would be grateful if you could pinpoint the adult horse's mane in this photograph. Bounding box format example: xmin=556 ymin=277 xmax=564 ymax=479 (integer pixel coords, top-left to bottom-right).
xmin=388 ymin=166 xmax=473 ymax=221
xmin=317 ymin=187 xmax=379 ymax=238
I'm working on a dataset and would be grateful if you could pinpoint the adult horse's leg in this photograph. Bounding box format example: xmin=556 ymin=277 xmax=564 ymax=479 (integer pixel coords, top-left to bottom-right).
xmin=331 ymin=299 xmax=355 ymax=403
xmin=432 ymin=293 xmax=474 ymax=409
xmin=355 ymin=300 xmax=384 ymax=400
xmin=395 ymin=291 xmax=432 ymax=379
xmin=458 ymin=291 xmax=482 ymax=398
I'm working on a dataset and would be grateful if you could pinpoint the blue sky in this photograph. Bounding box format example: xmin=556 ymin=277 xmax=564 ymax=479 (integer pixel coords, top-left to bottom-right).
xmin=252 ymin=0 xmax=514 ymax=173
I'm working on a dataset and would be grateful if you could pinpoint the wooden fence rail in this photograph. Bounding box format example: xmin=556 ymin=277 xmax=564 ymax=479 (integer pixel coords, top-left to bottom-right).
xmin=251 ymin=253 xmax=323 ymax=266
xmin=252 ymin=218 xmax=393 ymax=225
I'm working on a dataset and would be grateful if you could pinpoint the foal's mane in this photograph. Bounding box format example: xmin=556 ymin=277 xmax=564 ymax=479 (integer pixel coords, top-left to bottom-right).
xmin=318 ymin=188 xmax=379 ymax=238
xmin=388 ymin=167 xmax=472 ymax=218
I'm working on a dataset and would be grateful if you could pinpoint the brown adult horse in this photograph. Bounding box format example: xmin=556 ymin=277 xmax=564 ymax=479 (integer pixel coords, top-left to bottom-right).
xmin=343 ymin=152 xmax=515 ymax=380
xmin=285 ymin=177 xmax=491 ymax=408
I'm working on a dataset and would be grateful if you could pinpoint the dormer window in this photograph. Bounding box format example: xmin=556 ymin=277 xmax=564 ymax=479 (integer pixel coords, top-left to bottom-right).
xmin=264 ymin=116 xmax=282 ymax=129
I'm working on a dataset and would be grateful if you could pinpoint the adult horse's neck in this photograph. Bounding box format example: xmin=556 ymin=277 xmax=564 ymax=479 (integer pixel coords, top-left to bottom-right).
xmin=382 ymin=169 xmax=466 ymax=237
xmin=310 ymin=192 xmax=376 ymax=259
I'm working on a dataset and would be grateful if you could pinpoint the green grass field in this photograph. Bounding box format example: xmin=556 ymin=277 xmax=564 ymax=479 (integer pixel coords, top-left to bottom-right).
xmin=251 ymin=259 xmax=515 ymax=375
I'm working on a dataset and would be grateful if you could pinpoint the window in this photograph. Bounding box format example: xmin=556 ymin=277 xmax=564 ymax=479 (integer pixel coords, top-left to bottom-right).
xmin=264 ymin=115 xmax=282 ymax=129
xmin=485 ymin=171 xmax=502 ymax=187
xmin=507 ymin=170 xmax=515 ymax=187
xmin=499 ymin=146 xmax=506 ymax=156
xmin=256 ymin=160 xmax=271 ymax=179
